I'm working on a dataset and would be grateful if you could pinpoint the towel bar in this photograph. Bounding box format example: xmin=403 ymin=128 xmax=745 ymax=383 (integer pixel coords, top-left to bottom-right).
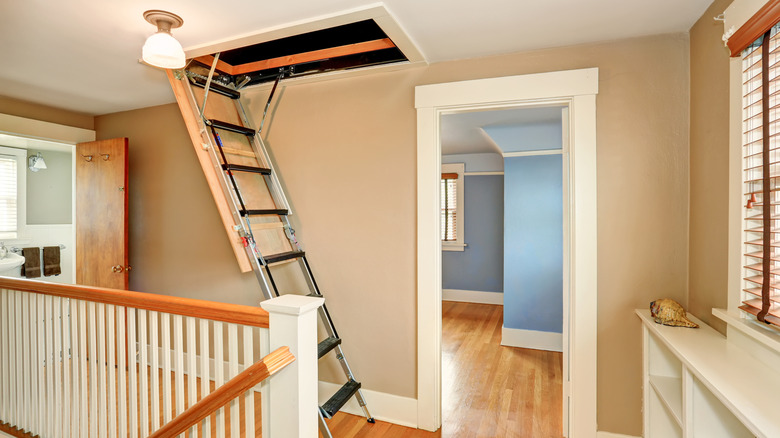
xmin=9 ymin=244 xmax=66 ymax=254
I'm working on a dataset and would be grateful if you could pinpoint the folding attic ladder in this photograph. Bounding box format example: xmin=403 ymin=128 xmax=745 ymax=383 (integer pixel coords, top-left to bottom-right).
xmin=170 ymin=65 xmax=374 ymax=437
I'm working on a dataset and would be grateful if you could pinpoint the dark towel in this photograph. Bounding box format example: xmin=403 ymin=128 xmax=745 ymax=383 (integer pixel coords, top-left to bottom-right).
xmin=21 ymin=247 xmax=40 ymax=278
xmin=43 ymin=246 xmax=61 ymax=277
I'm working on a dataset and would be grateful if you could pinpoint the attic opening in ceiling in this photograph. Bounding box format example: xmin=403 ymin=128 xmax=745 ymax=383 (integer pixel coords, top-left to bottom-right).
xmin=186 ymin=19 xmax=408 ymax=88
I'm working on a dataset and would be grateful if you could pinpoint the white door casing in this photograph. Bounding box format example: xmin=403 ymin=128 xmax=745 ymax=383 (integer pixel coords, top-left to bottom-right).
xmin=415 ymin=68 xmax=598 ymax=437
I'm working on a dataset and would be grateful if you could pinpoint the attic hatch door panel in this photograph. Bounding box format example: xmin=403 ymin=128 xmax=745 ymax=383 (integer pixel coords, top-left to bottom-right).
xmin=190 ymin=19 xmax=409 ymax=87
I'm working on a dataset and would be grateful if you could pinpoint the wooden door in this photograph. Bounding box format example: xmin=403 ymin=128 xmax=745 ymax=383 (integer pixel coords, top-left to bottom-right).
xmin=76 ymin=138 xmax=129 ymax=289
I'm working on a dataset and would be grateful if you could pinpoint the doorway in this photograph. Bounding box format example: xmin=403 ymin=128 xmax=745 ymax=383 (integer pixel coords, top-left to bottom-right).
xmin=415 ymin=68 xmax=598 ymax=437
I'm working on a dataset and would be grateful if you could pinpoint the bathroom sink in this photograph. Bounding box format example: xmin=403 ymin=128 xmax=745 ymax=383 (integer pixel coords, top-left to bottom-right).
xmin=0 ymin=253 xmax=25 ymax=274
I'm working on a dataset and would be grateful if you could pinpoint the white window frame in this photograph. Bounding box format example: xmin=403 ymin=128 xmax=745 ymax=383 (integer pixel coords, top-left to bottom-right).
xmin=441 ymin=162 xmax=465 ymax=251
xmin=0 ymin=145 xmax=26 ymax=241
xmin=722 ymin=0 xmax=780 ymax=356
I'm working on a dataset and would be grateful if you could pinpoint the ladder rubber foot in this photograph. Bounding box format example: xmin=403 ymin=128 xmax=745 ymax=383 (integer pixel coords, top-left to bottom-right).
xmin=367 ymin=418 xmax=376 ymax=423
xmin=188 ymin=76 xmax=241 ymax=99
xmin=318 ymin=336 xmax=342 ymax=359
xmin=321 ymin=379 xmax=361 ymax=418
xmin=263 ymin=250 xmax=305 ymax=264
xmin=221 ymin=164 xmax=272 ymax=175
xmin=240 ymin=209 xmax=289 ymax=216
xmin=207 ymin=119 xmax=256 ymax=137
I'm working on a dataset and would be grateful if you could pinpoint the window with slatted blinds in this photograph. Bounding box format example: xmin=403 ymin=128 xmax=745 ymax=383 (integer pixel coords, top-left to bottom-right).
xmin=441 ymin=173 xmax=457 ymax=241
xmin=0 ymin=154 xmax=18 ymax=239
xmin=742 ymin=24 xmax=780 ymax=327
xmin=441 ymin=162 xmax=464 ymax=250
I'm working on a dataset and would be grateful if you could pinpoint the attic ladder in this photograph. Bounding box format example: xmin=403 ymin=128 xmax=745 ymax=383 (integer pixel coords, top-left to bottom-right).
xmin=168 ymin=63 xmax=374 ymax=437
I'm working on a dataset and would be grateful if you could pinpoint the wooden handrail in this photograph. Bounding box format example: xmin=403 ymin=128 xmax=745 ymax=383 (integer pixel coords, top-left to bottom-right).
xmin=149 ymin=346 xmax=295 ymax=438
xmin=0 ymin=277 xmax=269 ymax=328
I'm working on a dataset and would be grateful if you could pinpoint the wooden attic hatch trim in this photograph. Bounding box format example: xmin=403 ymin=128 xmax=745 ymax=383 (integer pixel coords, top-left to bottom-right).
xmin=194 ymin=38 xmax=396 ymax=76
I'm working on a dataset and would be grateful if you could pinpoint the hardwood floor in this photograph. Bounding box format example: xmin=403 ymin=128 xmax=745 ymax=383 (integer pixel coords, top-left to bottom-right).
xmin=324 ymin=302 xmax=563 ymax=437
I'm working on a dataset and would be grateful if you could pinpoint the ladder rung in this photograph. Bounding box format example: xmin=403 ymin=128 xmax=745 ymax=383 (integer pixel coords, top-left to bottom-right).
xmin=318 ymin=336 xmax=341 ymax=359
xmin=221 ymin=164 xmax=271 ymax=175
xmin=208 ymin=119 xmax=256 ymax=137
xmin=263 ymin=250 xmax=305 ymax=264
xmin=189 ymin=76 xmax=241 ymax=99
xmin=321 ymin=380 xmax=361 ymax=418
xmin=240 ymin=209 xmax=289 ymax=216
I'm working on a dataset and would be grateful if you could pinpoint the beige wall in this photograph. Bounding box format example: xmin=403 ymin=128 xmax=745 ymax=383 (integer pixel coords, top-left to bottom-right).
xmin=0 ymin=95 xmax=94 ymax=130
xmin=94 ymin=33 xmax=690 ymax=436
xmin=94 ymin=104 xmax=260 ymax=305
xmin=688 ymin=0 xmax=733 ymax=335
xmin=27 ymin=149 xmax=72 ymax=224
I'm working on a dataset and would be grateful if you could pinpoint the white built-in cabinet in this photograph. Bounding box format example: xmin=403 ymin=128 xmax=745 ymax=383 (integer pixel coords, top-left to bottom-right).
xmin=637 ymin=310 xmax=780 ymax=438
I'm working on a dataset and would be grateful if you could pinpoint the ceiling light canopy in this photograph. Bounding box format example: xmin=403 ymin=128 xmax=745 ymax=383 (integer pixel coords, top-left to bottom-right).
xmin=142 ymin=10 xmax=185 ymax=69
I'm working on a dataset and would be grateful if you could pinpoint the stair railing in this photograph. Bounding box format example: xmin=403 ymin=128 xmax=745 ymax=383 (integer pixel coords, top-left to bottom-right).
xmin=0 ymin=277 xmax=323 ymax=438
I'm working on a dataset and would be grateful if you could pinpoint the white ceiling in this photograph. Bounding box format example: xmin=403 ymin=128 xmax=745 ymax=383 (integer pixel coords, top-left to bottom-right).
xmin=0 ymin=0 xmax=714 ymax=116
xmin=441 ymin=106 xmax=564 ymax=155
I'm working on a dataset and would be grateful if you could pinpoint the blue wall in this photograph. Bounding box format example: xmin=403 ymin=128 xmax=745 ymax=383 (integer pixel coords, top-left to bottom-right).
xmin=503 ymin=155 xmax=563 ymax=333
xmin=442 ymin=175 xmax=504 ymax=292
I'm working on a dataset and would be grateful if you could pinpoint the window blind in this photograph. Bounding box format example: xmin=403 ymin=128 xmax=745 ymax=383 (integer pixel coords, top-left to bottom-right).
xmin=441 ymin=173 xmax=457 ymax=241
xmin=742 ymin=25 xmax=780 ymax=327
xmin=0 ymin=154 xmax=18 ymax=239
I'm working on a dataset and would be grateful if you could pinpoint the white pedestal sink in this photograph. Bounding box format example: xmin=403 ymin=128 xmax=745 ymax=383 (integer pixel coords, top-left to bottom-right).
xmin=0 ymin=253 xmax=25 ymax=275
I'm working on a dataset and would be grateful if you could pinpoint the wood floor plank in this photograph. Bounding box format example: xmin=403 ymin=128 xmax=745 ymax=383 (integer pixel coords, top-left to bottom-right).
xmin=324 ymin=302 xmax=562 ymax=437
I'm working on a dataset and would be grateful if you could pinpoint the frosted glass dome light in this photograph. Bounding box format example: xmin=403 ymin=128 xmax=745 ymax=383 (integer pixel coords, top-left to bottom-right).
xmin=141 ymin=10 xmax=185 ymax=69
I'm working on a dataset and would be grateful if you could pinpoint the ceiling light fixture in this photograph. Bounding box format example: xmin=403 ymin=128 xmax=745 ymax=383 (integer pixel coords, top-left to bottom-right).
xmin=28 ymin=152 xmax=47 ymax=172
xmin=142 ymin=10 xmax=185 ymax=69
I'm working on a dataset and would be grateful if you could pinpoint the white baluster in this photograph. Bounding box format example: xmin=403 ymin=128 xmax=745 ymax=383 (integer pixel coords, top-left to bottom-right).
xmin=78 ymin=300 xmax=88 ymax=438
xmin=21 ymin=292 xmax=30 ymax=432
xmin=150 ymin=311 xmax=160 ymax=432
xmin=62 ymin=297 xmax=71 ymax=438
xmin=186 ymin=317 xmax=197 ymax=438
xmin=128 ymin=308 xmax=139 ymax=438
xmin=228 ymin=323 xmax=239 ymax=438
xmin=46 ymin=295 xmax=54 ymax=437
xmin=161 ymin=312 xmax=172 ymax=424
xmin=97 ymin=303 xmax=108 ymax=436
xmin=243 ymin=326 xmax=255 ymax=438
xmin=42 ymin=295 xmax=51 ymax=436
xmin=174 ymin=314 xmax=185 ymax=421
xmin=138 ymin=310 xmax=150 ymax=438
xmin=29 ymin=293 xmax=40 ymax=436
xmin=107 ymin=304 xmax=117 ymax=438
xmin=118 ymin=307 xmax=128 ymax=438
xmin=200 ymin=319 xmax=211 ymax=438
xmin=214 ymin=321 xmax=225 ymax=438
xmin=70 ymin=298 xmax=80 ymax=438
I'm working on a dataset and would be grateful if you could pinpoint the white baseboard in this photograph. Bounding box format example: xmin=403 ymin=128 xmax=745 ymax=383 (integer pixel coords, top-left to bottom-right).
xmin=319 ymin=381 xmax=418 ymax=428
xmin=442 ymin=289 xmax=503 ymax=305
xmin=596 ymin=432 xmax=641 ymax=438
xmin=501 ymin=326 xmax=562 ymax=352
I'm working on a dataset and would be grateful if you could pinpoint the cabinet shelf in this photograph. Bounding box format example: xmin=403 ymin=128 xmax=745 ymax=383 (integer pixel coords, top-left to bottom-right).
xmin=648 ymin=375 xmax=682 ymax=426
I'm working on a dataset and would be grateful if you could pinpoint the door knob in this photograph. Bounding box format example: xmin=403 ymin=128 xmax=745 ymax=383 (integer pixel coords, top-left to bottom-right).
xmin=112 ymin=265 xmax=124 ymax=273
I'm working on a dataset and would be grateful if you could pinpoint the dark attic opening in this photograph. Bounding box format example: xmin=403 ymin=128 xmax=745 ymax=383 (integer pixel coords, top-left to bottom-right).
xmin=185 ymin=19 xmax=408 ymax=89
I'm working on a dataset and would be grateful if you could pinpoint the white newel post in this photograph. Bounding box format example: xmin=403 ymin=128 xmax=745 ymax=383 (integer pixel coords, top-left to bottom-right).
xmin=260 ymin=295 xmax=324 ymax=437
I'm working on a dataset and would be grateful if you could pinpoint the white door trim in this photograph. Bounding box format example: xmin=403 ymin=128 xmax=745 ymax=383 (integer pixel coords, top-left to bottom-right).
xmin=415 ymin=68 xmax=598 ymax=437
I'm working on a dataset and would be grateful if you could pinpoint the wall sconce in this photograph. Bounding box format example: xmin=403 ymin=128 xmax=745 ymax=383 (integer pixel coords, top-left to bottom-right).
xmin=142 ymin=10 xmax=185 ymax=69
xmin=28 ymin=152 xmax=47 ymax=172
